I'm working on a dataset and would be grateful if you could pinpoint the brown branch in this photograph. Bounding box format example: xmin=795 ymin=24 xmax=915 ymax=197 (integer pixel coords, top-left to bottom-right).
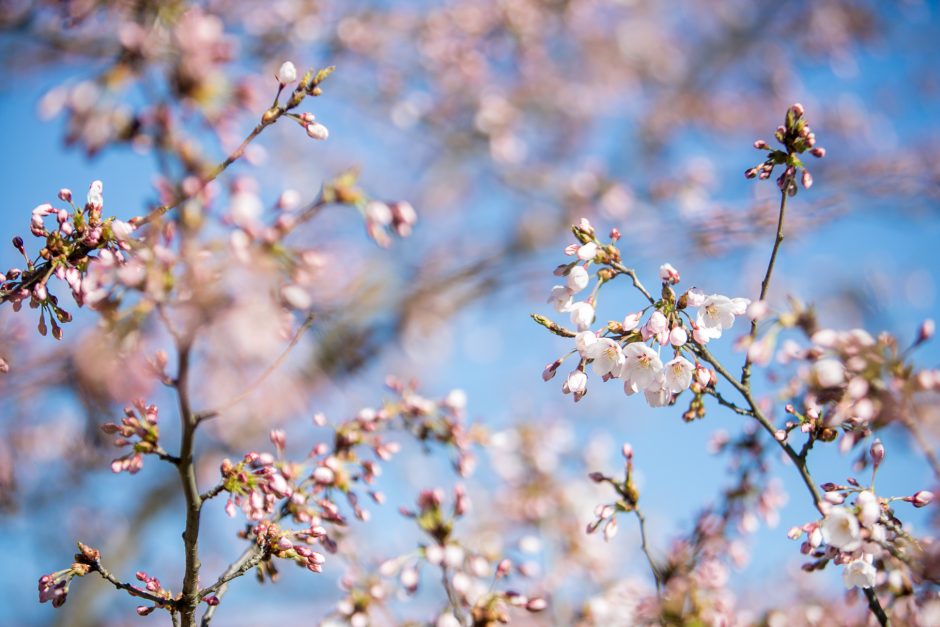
xmin=174 ymin=340 xmax=203 ymax=627
xmin=91 ymin=561 xmax=172 ymax=607
xmin=864 ymin=587 xmax=890 ymax=627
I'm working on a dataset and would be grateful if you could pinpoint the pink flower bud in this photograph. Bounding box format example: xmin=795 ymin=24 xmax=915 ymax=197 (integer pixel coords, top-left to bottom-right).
xmin=526 ymin=597 xmax=547 ymax=612
xmin=621 ymin=443 xmax=633 ymax=460
xmin=912 ymin=490 xmax=934 ymax=508
xmin=917 ymin=319 xmax=935 ymax=345
xmin=870 ymin=439 xmax=885 ymax=468
xmin=801 ymin=170 xmax=813 ymax=189
xmin=58 ymin=189 xmax=72 ymax=202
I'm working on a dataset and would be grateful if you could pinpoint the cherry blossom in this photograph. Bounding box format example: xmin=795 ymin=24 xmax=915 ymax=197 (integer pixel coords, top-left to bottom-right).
xmin=621 ymin=344 xmax=664 ymax=393
xmin=586 ymin=338 xmax=625 ymax=377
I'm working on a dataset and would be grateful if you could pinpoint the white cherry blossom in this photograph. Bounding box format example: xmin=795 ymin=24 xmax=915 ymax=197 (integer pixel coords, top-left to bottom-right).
xmin=566 ymin=265 xmax=590 ymax=292
xmin=587 ymin=338 xmax=625 ymax=377
xmin=644 ymin=385 xmax=671 ymax=407
xmin=563 ymin=370 xmax=587 ymax=401
xmin=547 ymin=286 xmax=573 ymax=312
xmin=621 ymin=343 xmax=664 ymax=392
xmin=820 ymin=506 xmax=861 ymax=551
xmin=695 ymin=293 xmax=750 ymax=339
xmin=843 ymin=557 xmax=876 ymax=589
xmin=575 ymin=330 xmax=598 ymax=357
xmin=812 ymin=359 xmax=845 ymax=388
xmin=576 ymin=242 xmax=598 ymax=261
xmin=664 ymin=356 xmax=694 ymax=393
xmin=569 ymin=301 xmax=595 ymax=331
xmin=669 ymin=326 xmax=688 ymax=347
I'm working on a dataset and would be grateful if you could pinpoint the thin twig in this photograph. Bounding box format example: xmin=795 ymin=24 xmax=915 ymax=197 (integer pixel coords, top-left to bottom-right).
xmin=198 ymin=546 xmax=266 ymax=604
xmin=633 ymin=507 xmax=662 ymax=597
xmin=694 ymin=344 xmax=824 ymax=514
xmin=199 ymin=482 xmax=226 ymax=503
xmin=609 ymin=261 xmax=656 ymax=304
xmin=92 ymin=561 xmax=172 ymax=607
xmin=196 ymin=313 xmax=316 ymax=423
xmin=741 ymin=188 xmax=788 ymax=386
xmin=703 ymin=388 xmax=754 ymax=416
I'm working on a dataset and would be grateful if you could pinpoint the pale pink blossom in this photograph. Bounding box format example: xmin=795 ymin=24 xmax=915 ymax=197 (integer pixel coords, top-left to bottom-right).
xmin=856 ymin=491 xmax=880 ymax=527
xmin=547 ymin=285 xmax=573 ymax=312
xmin=586 ymin=338 xmax=624 ymax=377
xmin=562 ymin=370 xmax=587 ymax=401
xmin=622 ymin=311 xmax=642 ymax=332
xmin=843 ymin=557 xmax=876 ymax=589
xmin=87 ymin=180 xmax=103 ymax=209
xmin=659 ymin=262 xmax=680 ymax=284
xmin=569 ymin=301 xmax=595 ymax=331
xmin=566 ymin=265 xmax=590 ymax=292
xmin=306 ymin=122 xmax=329 ymax=140
xmin=621 ymin=343 xmax=663 ymax=392
xmin=575 ymin=330 xmax=598 ymax=357
xmin=663 ymin=356 xmax=694 ymax=393
xmin=576 ymin=242 xmax=598 ymax=261
xmin=820 ymin=506 xmax=861 ymax=550
xmin=812 ymin=359 xmax=845 ymax=388
xmin=669 ymin=326 xmax=688 ymax=347
xmin=695 ymin=294 xmax=750 ymax=338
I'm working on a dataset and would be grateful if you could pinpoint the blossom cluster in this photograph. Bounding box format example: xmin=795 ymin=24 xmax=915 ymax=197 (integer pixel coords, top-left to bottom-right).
xmin=538 ymin=219 xmax=749 ymax=407
xmin=745 ymin=103 xmax=826 ymax=193
xmin=790 ymin=440 xmax=933 ymax=593
xmin=383 ymin=486 xmax=547 ymax=626
xmin=0 ymin=180 xmax=138 ymax=338
xmin=100 ymin=400 xmax=163 ymax=474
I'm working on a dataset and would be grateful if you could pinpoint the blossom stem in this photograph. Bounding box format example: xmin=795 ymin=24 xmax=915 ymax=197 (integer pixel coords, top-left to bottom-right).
xmin=91 ymin=560 xmax=172 ymax=607
xmin=694 ymin=343 xmax=824 ymax=514
xmin=864 ymin=588 xmax=890 ymax=626
xmin=742 ymin=189 xmax=788 ymax=385
xmin=198 ymin=546 xmax=266 ymax=622
xmin=633 ymin=507 xmax=662 ymax=597
xmin=609 ymin=261 xmax=656 ymax=305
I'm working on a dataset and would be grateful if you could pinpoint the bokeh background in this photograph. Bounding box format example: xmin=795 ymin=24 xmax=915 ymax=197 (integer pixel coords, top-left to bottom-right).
xmin=0 ymin=1 xmax=938 ymax=624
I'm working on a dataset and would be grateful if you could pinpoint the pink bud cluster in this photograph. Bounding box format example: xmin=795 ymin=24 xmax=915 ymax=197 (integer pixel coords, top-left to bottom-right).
xmin=220 ymin=452 xmax=295 ymax=521
xmin=100 ymin=400 xmax=161 ymax=474
xmin=745 ymin=103 xmax=825 ymax=194
xmin=1 ymin=180 xmax=140 ymax=339
xmin=363 ymin=200 xmax=418 ymax=247
xmin=132 ymin=571 xmax=173 ymax=616
xmin=252 ymin=520 xmax=327 ymax=574
xmin=789 ymin=441 xmax=933 ymax=592
xmin=587 ymin=443 xmax=638 ymax=542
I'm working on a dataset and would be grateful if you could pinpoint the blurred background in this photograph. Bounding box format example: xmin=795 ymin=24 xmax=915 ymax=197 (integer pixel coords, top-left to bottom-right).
xmin=0 ymin=0 xmax=938 ymax=624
